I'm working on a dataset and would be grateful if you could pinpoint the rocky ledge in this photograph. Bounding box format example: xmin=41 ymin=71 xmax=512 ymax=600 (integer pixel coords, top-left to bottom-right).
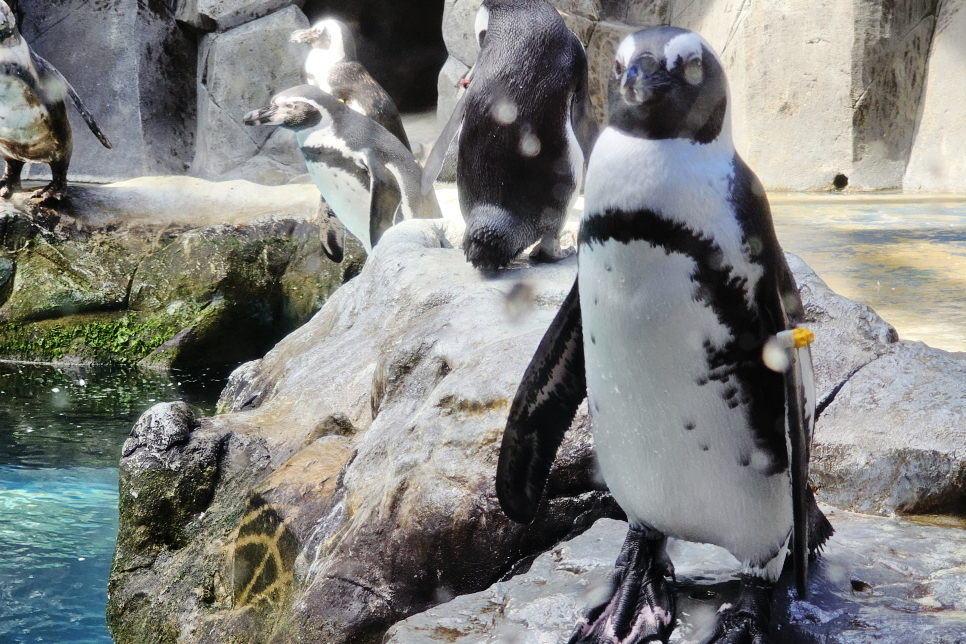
xmin=0 ymin=177 xmax=363 ymax=371
xmin=107 ymin=213 xmax=966 ymax=644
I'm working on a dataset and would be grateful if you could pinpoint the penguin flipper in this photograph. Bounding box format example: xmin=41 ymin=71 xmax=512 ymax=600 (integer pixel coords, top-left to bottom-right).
xmin=569 ymin=38 xmax=598 ymax=163
xmin=317 ymin=198 xmax=345 ymax=263
xmin=497 ymin=278 xmax=585 ymax=524
xmin=785 ymin=339 xmax=812 ymax=598
xmin=30 ymin=51 xmax=113 ymax=150
xmin=366 ymin=150 xmax=402 ymax=248
xmin=420 ymin=83 xmax=468 ymax=195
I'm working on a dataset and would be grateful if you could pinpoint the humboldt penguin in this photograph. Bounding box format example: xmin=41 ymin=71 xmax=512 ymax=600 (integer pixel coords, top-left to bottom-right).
xmin=0 ymin=1 xmax=112 ymax=203
xmin=243 ymin=85 xmax=440 ymax=254
xmin=496 ymin=26 xmax=832 ymax=644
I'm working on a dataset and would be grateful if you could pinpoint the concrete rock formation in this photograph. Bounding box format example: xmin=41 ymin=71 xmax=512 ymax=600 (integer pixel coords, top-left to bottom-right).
xmin=108 ymin=215 xmax=966 ymax=644
xmin=438 ymin=0 xmax=965 ymax=191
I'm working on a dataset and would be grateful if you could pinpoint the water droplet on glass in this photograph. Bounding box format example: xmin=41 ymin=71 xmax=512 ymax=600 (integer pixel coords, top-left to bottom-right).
xmin=519 ymin=131 xmax=541 ymax=157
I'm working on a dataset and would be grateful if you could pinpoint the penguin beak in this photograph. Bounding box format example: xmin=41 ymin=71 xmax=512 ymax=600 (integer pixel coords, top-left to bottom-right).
xmin=289 ymin=28 xmax=315 ymax=44
xmin=620 ymin=64 xmax=672 ymax=107
xmin=243 ymin=105 xmax=279 ymax=126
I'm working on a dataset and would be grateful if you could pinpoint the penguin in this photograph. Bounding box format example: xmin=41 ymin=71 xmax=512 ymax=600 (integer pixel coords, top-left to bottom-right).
xmin=243 ymin=85 xmax=440 ymax=255
xmin=0 ymin=0 xmax=112 ymax=203
xmin=290 ymin=18 xmax=411 ymax=151
xmin=421 ymin=0 xmax=597 ymax=270
xmin=496 ymin=26 xmax=833 ymax=644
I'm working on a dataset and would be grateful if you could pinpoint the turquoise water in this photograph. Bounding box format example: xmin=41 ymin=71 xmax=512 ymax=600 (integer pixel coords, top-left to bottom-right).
xmin=0 ymin=364 xmax=223 ymax=644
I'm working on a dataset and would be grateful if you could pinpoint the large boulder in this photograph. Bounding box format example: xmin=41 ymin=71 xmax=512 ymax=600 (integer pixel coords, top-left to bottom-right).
xmin=384 ymin=513 xmax=966 ymax=643
xmin=177 ymin=0 xmax=306 ymax=33
xmin=16 ymin=0 xmax=197 ymax=181
xmin=190 ymin=6 xmax=310 ymax=185
xmin=107 ymin=210 xmax=966 ymax=644
xmin=108 ymin=216 xmax=619 ymax=644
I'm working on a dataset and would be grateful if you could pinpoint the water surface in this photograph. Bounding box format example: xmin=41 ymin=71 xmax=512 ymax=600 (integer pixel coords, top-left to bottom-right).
xmin=0 ymin=364 xmax=223 ymax=644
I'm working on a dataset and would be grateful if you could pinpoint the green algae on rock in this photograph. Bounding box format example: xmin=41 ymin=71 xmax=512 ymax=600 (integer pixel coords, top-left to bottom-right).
xmin=0 ymin=179 xmax=364 ymax=369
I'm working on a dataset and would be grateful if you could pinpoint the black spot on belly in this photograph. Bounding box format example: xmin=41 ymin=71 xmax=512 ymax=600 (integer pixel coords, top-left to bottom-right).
xmin=684 ymin=421 xmax=695 ymax=431
xmin=700 ymin=444 xmax=709 ymax=452
xmin=590 ymin=334 xmax=596 ymax=344
xmin=695 ymin=374 xmax=709 ymax=386
xmin=605 ymin=265 xmax=612 ymax=272
xmin=739 ymin=455 xmax=751 ymax=467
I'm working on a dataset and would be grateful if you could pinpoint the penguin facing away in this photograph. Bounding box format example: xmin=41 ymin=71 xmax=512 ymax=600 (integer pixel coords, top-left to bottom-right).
xmin=290 ymin=18 xmax=411 ymax=151
xmin=496 ymin=26 xmax=832 ymax=644
xmin=422 ymin=0 xmax=597 ymax=270
xmin=243 ymin=85 xmax=440 ymax=254
xmin=0 ymin=1 xmax=112 ymax=203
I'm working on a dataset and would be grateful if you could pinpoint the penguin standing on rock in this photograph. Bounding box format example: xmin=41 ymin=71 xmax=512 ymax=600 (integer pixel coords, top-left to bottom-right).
xmin=0 ymin=1 xmax=112 ymax=203
xmin=496 ymin=27 xmax=832 ymax=644
xmin=244 ymin=85 xmax=440 ymax=255
xmin=422 ymin=0 xmax=596 ymax=270
xmin=290 ymin=18 xmax=411 ymax=151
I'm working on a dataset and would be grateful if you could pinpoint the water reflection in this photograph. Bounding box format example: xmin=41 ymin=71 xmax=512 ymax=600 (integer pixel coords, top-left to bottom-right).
xmin=0 ymin=363 xmax=224 ymax=643
xmin=770 ymin=194 xmax=966 ymax=353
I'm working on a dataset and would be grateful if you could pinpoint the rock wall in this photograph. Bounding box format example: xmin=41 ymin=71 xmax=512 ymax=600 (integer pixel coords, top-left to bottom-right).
xmin=439 ymin=0 xmax=965 ymax=191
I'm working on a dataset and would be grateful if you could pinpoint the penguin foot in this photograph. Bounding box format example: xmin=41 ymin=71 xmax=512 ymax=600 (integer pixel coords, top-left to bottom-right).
xmin=0 ymin=179 xmax=19 ymax=200
xmin=688 ymin=575 xmax=773 ymax=644
xmin=30 ymin=180 xmax=67 ymax=204
xmin=529 ymin=234 xmax=574 ymax=264
xmin=568 ymin=525 xmax=676 ymax=644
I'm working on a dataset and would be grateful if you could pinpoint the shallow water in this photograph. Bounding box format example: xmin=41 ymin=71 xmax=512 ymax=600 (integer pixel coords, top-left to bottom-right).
xmin=770 ymin=193 xmax=966 ymax=354
xmin=0 ymin=364 xmax=223 ymax=644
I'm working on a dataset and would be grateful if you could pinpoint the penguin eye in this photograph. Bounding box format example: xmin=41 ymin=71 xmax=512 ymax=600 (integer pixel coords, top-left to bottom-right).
xmin=635 ymin=55 xmax=661 ymax=77
xmin=614 ymin=60 xmax=623 ymax=79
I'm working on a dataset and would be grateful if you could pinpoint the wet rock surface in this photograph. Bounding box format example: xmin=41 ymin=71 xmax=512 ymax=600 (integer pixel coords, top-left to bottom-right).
xmin=384 ymin=514 xmax=966 ymax=644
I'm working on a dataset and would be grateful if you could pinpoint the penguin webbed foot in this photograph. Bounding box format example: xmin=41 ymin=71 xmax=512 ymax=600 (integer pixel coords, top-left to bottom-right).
xmin=569 ymin=525 xmax=676 ymax=644
xmin=529 ymin=233 xmax=574 ymax=264
xmin=689 ymin=575 xmax=773 ymax=644
xmin=30 ymin=180 xmax=67 ymax=204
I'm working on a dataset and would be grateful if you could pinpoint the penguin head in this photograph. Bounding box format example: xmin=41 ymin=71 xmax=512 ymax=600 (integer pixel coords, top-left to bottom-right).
xmin=290 ymin=18 xmax=357 ymax=61
xmin=610 ymin=27 xmax=729 ymax=145
xmin=0 ymin=2 xmax=19 ymax=44
xmin=243 ymin=86 xmax=339 ymax=132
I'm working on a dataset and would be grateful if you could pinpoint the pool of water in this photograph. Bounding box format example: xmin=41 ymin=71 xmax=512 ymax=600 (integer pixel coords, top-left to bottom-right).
xmin=770 ymin=193 xmax=966 ymax=354
xmin=0 ymin=363 xmax=223 ymax=644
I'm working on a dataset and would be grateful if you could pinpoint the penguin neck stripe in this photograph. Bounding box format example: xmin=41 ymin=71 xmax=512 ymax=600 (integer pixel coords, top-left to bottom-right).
xmin=580 ymin=207 xmax=788 ymax=473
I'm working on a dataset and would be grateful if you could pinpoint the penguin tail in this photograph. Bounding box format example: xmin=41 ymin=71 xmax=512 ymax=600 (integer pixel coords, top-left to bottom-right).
xmin=463 ymin=205 xmax=530 ymax=270
xmin=805 ymin=485 xmax=834 ymax=556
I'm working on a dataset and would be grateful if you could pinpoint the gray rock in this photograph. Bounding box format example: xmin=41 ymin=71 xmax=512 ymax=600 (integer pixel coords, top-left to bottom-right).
xmin=787 ymin=252 xmax=899 ymax=406
xmin=812 ymin=340 xmax=966 ymax=516
xmin=903 ymin=0 xmax=966 ymax=191
xmin=385 ymin=512 xmax=966 ymax=644
xmin=17 ymin=0 xmax=197 ymax=182
xmin=190 ymin=6 xmax=309 ymax=184
xmin=442 ymin=0 xmax=483 ymax=67
xmin=176 ymin=0 xmax=306 ymax=33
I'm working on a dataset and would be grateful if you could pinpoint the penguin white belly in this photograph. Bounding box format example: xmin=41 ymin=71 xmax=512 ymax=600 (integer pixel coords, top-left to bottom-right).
xmin=300 ymin=128 xmax=374 ymax=251
xmin=305 ymin=158 xmax=372 ymax=251
xmin=579 ymin=240 xmax=792 ymax=567
xmin=0 ymin=77 xmax=54 ymax=159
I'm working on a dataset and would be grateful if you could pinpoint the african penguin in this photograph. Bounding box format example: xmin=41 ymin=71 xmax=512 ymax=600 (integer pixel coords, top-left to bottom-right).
xmin=496 ymin=26 xmax=832 ymax=644
xmin=290 ymin=18 xmax=411 ymax=151
xmin=422 ymin=0 xmax=597 ymax=270
xmin=243 ymin=85 xmax=440 ymax=255
xmin=0 ymin=0 xmax=112 ymax=203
